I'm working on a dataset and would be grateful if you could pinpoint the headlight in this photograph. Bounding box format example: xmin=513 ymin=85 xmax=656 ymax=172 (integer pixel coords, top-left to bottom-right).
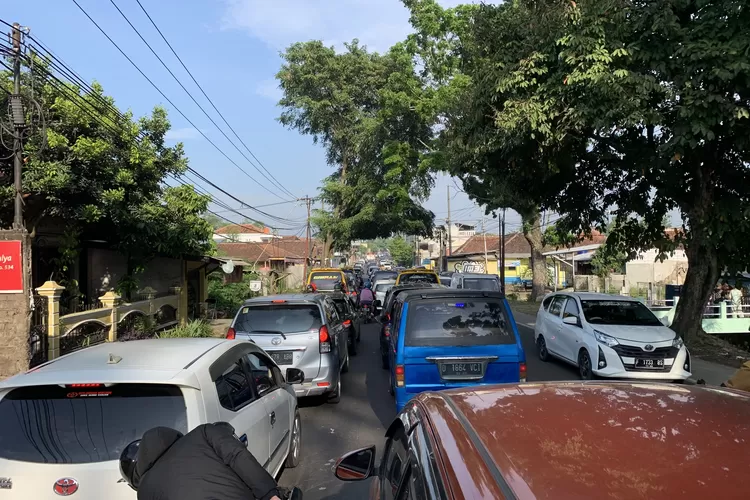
xmin=593 ymin=330 xmax=619 ymax=347
xmin=673 ymin=336 xmax=684 ymax=349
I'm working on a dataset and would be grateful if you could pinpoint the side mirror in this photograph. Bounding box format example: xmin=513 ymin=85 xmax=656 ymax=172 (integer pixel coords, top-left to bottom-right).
xmin=562 ymin=316 xmax=580 ymax=327
xmin=286 ymin=368 xmax=305 ymax=384
xmin=119 ymin=439 xmax=141 ymax=491
xmin=334 ymin=445 xmax=377 ymax=481
xmin=374 ymin=299 xmax=382 ymax=308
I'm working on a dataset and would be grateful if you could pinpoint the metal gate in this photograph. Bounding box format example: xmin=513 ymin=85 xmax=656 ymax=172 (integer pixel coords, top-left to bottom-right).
xmin=29 ymin=294 xmax=48 ymax=367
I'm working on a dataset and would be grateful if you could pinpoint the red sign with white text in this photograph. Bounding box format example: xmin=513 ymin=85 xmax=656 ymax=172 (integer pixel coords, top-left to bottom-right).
xmin=0 ymin=241 xmax=23 ymax=293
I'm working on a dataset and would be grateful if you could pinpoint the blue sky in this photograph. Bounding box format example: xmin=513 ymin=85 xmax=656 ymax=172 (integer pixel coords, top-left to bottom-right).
xmin=5 ymin=0 xmax=526 ymax=235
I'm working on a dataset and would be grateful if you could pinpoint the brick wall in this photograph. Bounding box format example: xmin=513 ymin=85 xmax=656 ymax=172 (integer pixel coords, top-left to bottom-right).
xmin=0 ymin=230 xmax=31 ymax=379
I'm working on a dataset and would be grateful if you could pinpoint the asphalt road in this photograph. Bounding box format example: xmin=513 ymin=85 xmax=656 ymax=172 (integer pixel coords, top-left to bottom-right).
xmin=278 ymin=315 xmax=579 ymax=499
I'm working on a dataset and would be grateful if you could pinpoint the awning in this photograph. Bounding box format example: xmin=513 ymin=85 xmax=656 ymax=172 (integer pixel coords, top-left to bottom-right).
xmin=572 ymin=252 xmax=595 ymax=262
xmin=542 ymin=244 xmax=602 ymax=257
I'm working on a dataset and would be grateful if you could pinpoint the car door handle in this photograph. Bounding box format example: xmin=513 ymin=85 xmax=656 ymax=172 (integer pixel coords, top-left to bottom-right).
xmin=269 ymin=411 xmax=276 ymax=426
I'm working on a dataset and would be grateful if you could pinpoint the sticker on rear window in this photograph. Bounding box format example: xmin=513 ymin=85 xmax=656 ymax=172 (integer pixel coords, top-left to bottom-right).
xmin=312 ymin=274 xmax=339 ymax=280
xmin=241 ymin=307 xmax=249 ymax=314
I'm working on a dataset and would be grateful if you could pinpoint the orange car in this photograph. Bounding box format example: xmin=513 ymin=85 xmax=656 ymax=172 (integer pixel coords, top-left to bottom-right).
xmin=334 ymin=382 xmax=750 ymax=499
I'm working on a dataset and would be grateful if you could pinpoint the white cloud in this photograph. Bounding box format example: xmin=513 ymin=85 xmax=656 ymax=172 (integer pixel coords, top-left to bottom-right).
xmin=255 ymin=78 xmax=283 ymax=101
xmin=220 ymin=0 xmax=470 ymax=53
xmin=165 ymin=127 xmax=203 ymax=141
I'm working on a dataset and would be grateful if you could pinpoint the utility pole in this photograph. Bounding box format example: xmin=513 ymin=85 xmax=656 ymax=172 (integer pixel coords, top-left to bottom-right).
xmin=499 ymin=209 xmax=506 ymax=294
xmin=446 ymin=185 xmax=452 ymax=256
xmin=10 ymin=23 xmax=25 ymax=229
xmin=299 ymin=196 xmax=313 ymax=280
xmin=482 ymin=216 xmax=488 ymax=274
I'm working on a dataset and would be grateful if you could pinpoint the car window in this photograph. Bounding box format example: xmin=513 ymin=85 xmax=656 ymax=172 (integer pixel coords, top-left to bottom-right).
xmin=245 ymin=353 xmax=279 ymax=396
xmin=391 ymin=301 xmax=404 ymax=344
xmin=580 ymin=300 xmax=662 ymax=326
xmin=542 ymin=295 xmax=553 ymax=310
xmin=309 ymin=271 xmax=344 ymax=291
xmin=375 ymin=282 xmax=395 ymax=294
xmin=0 ymin=384 xmax=186 ymax=464
xmin=234 ymin=304 xmax=322 ymax=334
xmin=215 ymin=359 xmax=255 ymax=411
xmin=398 ymin=273 xmax=438 ymax=284
xmin=548 ymin=296 xmax=565 ymax=316
xmin=405 ymin=298 xmax=516 ymax=347
xmin=381 ymin=428 xmax=410 ymax=500
xmin=563 ymin=298 xmax=580 ymax=318
xmin=462 ymin=278 xmax=500 ymax=291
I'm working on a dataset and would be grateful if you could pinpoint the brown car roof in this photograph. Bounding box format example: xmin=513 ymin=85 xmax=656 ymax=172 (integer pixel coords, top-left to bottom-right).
xmin=417 ymin=382 xmax=750 ymax=499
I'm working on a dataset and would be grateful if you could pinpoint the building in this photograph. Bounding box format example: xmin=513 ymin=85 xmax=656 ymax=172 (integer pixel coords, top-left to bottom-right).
xmin=213 ymin=223 xmax=278 ymax=243
xmin=446 ymin=232 xmax=534 ymax=285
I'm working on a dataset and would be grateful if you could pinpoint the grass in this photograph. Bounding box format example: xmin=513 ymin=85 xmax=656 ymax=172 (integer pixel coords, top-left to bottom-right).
xmin=507 ymin=300 xmax=541 ymax=317
xmin=157 ymin=320 xmax=214 ymax=338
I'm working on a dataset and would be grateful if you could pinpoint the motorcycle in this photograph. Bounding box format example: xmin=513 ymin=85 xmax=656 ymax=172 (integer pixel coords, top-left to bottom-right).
xmin=361 ymin=303 xmax=373 ymax=324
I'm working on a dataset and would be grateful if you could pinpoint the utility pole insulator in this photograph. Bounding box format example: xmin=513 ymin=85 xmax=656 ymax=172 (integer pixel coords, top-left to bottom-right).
xmin=9 ymin=95 xmax=25 ymax=127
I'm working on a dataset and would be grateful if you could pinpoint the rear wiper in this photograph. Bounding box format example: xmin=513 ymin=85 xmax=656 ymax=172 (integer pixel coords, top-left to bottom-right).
xmin=249 ymin=329 xmax=287 ymax=340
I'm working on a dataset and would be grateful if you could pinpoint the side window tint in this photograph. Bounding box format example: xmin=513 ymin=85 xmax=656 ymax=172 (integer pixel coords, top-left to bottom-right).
xmin=548 ymin=296 xmax=565 ymax=316
xmin=215 ymin=360 xmax=255 ymax=411
xmin=245 ymin=353 xmax=279 ymax=397
xmin=381 ymin=427 xmax=410 ymax=500
xmin=392 ymin=302 xmax=403 ymax=343
xmin=563 ymin=298 xmax=580 ymax=318
xmin=542 ymin=295 xmax=553 ymax=310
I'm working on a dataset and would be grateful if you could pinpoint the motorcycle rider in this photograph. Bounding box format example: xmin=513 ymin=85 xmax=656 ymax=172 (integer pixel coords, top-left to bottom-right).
xmin=358 ymin=283 xmax=374 ymax=311
xmin=122 ymin=422 xmax=284 ymax=500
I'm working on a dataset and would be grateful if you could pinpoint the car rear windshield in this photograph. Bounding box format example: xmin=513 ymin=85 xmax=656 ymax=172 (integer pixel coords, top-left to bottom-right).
xmin=405 ymin=299 xmax=516 ymax=346
xmin=580 ymin=300 xmax=662 ymax=326
xmin=309 ymin=272 xmax=344 ymax=291
xmin=462 ymin=278 xmax=500 ymax=291
xmin=375 ymin=282 xmax=394 ymax=293
xmin=373 ymin=272 xmax=398 ymax=281
xmin=234 ymin=304 xmax=323 ymax=334
xmin=0 ymin=384 xmax=186 ymax=464
xmin=399 ymin=273 xmax=438 ymax=284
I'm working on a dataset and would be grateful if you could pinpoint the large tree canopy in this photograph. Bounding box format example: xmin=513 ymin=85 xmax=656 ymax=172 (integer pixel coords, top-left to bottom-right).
xmin=1 ymin=62 xmax=212 ymax=296
xmin=276 ymin=40 xmax=434 ymax=251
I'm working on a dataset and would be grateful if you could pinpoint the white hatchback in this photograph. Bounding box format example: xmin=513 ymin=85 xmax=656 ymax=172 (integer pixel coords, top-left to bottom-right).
xmin=0 ymin=338 xmax=303 ymax=499
xmin=534 ymin=292 xmax=691 ymax=381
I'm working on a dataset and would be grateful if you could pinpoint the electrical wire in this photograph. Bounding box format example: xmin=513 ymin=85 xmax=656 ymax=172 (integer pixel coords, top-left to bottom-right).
xmin=107 ymin=0 xmax=297 ymax=200
xmin=68 ymin=0 xmax=289 ymax=201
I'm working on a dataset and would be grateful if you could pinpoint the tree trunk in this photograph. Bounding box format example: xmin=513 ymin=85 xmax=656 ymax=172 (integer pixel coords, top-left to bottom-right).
xmin=671 ymin=230 xmax=719 ymax=343
xmin=521 ymin=208 xmax=547 ymax=302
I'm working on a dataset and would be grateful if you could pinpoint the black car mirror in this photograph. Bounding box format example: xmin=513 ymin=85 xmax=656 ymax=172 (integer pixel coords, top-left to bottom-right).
xmin=286 ymin=368 xmax=305 ymax=384
xmin=334 ymin=445 xmax=377 ymax=481
xmin=119 ymin=439 xmax=141 ymax=491
xmin=373 ymin=299 xmax=382 ymax=308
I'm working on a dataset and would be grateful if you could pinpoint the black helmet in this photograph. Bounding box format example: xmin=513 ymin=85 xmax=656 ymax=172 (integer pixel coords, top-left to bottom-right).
xmin=119 ymin=439 xmax=141 ymax=491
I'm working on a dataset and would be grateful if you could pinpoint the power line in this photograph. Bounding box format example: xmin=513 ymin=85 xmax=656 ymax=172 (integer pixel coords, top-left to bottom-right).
xmin=68 ymin=0 xmax=289 ymax=202
xmin=132 ymin=0 xmax=297 ymax=200
xmin=106 ymin=0 xmax=297 ymax=200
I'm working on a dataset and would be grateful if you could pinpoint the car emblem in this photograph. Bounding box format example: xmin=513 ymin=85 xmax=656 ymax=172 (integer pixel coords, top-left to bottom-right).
xmin=271 ymin=337 xmax=282 ymax=346
xmin=0 ymin=477 xmax=12 ymax=490
xmin=53 ymin=478 xmax=79 ymax=496
xmin=644 ymin=344 xmax=655 ymax=351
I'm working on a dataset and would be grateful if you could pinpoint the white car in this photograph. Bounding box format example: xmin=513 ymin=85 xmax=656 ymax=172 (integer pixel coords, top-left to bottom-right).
xmin=534 ymin=292 xmax=691 ymax=381
xmin=372 ymin=279 xmax=396 ymax=311
xmin=0 ymin=338 xmax=303 ymax=499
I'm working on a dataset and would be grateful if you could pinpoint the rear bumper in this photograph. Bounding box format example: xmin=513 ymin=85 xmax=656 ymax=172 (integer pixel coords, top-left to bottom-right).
xmin=395 ymin=380 xmax=520 ymax=411
xmin=294 ymin=357 xmax=339 ymax=397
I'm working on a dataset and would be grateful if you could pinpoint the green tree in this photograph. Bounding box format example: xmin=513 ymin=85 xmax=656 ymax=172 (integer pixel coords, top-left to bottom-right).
xmin=0 ymin=62 xmax=212 ymax=298
xmin=387 ymin=236 xmax=415 ymax=266
xmin=550 ymin=0 xmax=750 ymax=341
xmin=277 ymin=40 xmax=434 ymax=251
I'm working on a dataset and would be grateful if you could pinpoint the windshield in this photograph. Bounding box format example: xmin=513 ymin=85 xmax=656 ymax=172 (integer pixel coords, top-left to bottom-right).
xmin=580 ymin=300 xmax=662 ymax=326
xmin=406 ymin=299 xmax=516 ymax=346
xmin=399 ymin=273 xmax=438 ymax=284
xmin=375 ymin=283 xmax=394 ymax=293
xmin=373 ymin=272 xmax=398 ymax=282
xmin=463 ymin=278 xmax=500 ymax=291
xmin=0 ymin=384 xmax=186 ymax=464
xmin=309 ymin=272 xmax=344 ymax=291
xmin=234 ymin=304 xmax=323 ymax=333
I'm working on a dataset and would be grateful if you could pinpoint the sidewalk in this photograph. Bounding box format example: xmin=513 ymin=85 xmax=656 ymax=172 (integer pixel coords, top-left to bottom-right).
xmin=509 ymin=310 xmax=734 ymax=385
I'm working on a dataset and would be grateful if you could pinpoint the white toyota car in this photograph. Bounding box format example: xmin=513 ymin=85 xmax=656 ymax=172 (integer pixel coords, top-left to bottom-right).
xmin=0 ymin=338 xmax=303 ymax=499
xmin=534 ymin=292 xmax=691 ymax=381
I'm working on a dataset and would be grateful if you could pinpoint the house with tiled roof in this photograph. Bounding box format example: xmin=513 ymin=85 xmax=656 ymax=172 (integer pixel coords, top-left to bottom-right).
xmin=448 ymin=232 xmax=534 ymax=284
xmin=212 ymin=223 xmax=277 ymax=243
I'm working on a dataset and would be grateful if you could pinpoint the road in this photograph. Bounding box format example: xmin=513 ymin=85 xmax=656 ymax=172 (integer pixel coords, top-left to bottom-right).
xmin=278 ymin=315 xmax=578 ymax=499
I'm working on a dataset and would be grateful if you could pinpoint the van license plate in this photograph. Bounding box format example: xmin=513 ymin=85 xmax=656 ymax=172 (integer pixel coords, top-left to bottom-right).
xmin=440 ymin=362 xmax=484 ymax=379
xmin=271 ymin=351 xmax=294 ymax=365
xmin=634 ymin=358 xmax=664 ymax=369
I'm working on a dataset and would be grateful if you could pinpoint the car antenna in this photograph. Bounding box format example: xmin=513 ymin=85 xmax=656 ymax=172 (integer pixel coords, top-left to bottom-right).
xmin=108 ymin=353 xmax=122 ymax=364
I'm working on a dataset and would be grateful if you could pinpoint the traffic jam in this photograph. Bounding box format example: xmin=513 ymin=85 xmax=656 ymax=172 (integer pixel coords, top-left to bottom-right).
xmin=0 ymin=261 xmax=747 ymax=499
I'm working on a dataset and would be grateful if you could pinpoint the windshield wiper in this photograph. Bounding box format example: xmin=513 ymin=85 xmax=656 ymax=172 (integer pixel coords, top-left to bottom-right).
xmin=249 ymin=329 xmax=287 ymax=340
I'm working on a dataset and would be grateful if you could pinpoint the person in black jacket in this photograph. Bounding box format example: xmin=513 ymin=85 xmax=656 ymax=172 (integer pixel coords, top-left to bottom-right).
xmin=133 ymin=422 xmax=282 ymax=500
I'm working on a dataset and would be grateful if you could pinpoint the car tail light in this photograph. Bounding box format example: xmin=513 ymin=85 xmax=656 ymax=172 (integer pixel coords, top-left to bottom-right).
xmin=319 ymin=325 xmax=331 ymax=353
xmin=519 ymin=362 xmax=527 ymax=383
xmin=66 ymin=383 xmax=103 ymax=388
xmin=226 ymin=327 xmax=236 ymax=339
xmin=343 ymin=319 xmax=352 ymax=327
xmin=395 ymin=365 xmax=405 ymax=387
xmin=272 ymin=299 xmax=286 ymax=303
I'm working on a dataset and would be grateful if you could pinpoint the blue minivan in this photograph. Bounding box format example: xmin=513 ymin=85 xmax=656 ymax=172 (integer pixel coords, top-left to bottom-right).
xmin=387 ymin=289 xmax=526 ymax=411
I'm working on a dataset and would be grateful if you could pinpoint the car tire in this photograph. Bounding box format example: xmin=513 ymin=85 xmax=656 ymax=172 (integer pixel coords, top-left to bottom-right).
xmin=388 ymin=370 xmax=395 ymax=397
xmin=578 ymin=349 xmax=594 ymax=380
xmin=327 ymin=378 xmax=341 ymax=404
xmin=537 ymin=335 xmax=549 ymax=362
xmin=284 ymin=411 xmax=302 ymax=468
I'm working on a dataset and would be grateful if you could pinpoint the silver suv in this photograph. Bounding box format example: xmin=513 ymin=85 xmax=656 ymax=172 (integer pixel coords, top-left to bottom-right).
xmin=227 ymin=293 xmax=349 ymax=403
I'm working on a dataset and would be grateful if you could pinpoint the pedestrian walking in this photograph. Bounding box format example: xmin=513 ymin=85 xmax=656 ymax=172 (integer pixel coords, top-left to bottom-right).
xmin=730 ymin=284 xmax=744 ymax=318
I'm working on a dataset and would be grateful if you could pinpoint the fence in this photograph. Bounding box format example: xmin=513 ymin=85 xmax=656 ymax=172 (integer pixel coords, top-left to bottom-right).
xmin=34 ymin=281 xmax=184 ymax=363
xmin=29 ymin=294 xmax=48 ymax=368
xmin=647 ymin=297 xmax=750 ymax=335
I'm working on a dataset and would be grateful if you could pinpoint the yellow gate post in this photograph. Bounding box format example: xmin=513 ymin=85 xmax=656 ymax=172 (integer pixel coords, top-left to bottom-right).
xmin=36 ymin=281 xmax=65 ymax=361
